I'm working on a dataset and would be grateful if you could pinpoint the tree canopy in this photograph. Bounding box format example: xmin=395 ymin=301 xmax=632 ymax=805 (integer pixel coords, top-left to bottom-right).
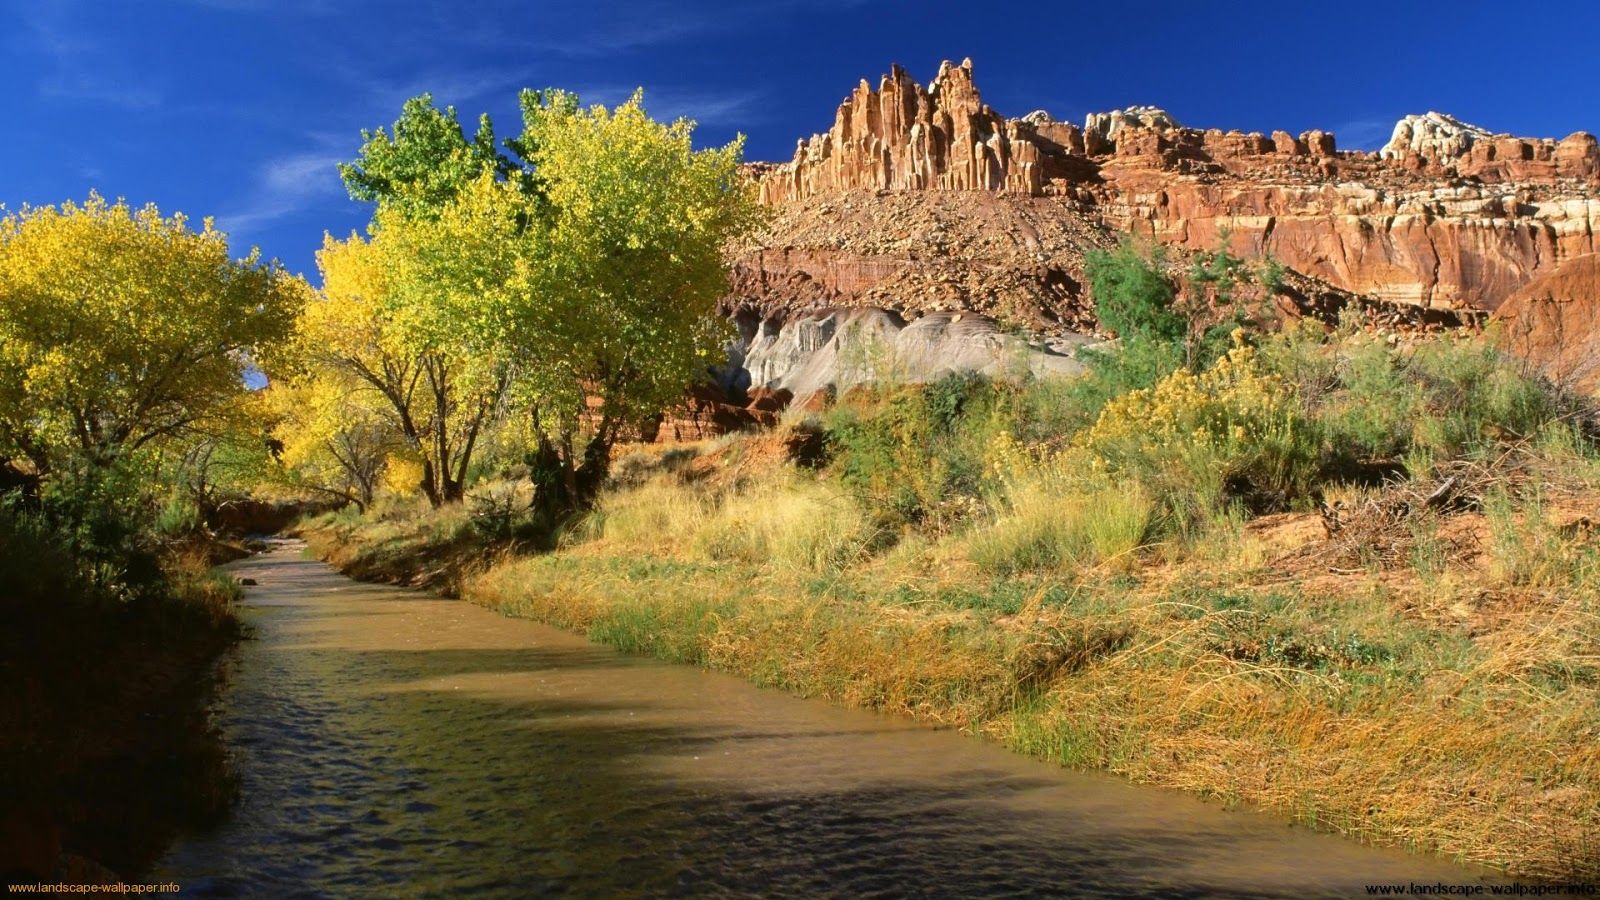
xmin=278 ymin=232 xmax=504 ymax=507
xmin=282 ymin=88 xmax=761 ymax=513
xmin=0 ymin=195 xmax=304 ymax=474
xmin=338 ymin=94 xmax=510 ymax=220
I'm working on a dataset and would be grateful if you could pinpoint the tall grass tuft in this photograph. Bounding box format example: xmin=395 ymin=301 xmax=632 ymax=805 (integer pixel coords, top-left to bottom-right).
xmin=689 ymin=476 xmax=877 ymax=574
xmin=968 ymin=477 xmax=1154 ymax=575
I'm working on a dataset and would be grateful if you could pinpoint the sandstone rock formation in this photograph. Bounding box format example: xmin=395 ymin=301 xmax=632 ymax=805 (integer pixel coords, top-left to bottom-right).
xmin=1381 ymin=112 xmax=1494 ymax=163
xmin=713 ymin=60 xmax=1600 ymax=422
xmin=739 ymin=59 xmax=1599 ymax=323
xmin=1084 ymin=106 xmax=1177 ymax=142
xmin=757 ymin=59 xmax=1077 ymax=204
xmin=1379 ymin=112 xmax=1599 ymax=183
xmin=1494 ymin=253 xmax=1600 ymax=390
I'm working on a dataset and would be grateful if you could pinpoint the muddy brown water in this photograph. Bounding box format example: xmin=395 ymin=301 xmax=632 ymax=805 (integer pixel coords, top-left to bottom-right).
xmin=155 ymin=543 xmax=1498 ymax=897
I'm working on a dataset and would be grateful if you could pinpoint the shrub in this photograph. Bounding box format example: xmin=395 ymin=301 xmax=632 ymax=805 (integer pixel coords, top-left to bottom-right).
xmin=156 ymin=491 xmax=206 ymax=539
xmin=1084 ymin=239 xmax=1182 ymax=343
xmin=825 ymin=371 xmax=1010 ymax=530
xmin=1077 ymin=336 xmax=1320 ymax=517
xmin=1316 ymin=331 xmax=1562 ymax=468
xmin=1047 ymin=337 xmax=1186 ymax=435
xmin=466 ymin=479 xmax=550 ymax=543
xmin=1409 ymin=335 xmax=1559 ymax=453
xmin=0 ymin=500 xmax=106 ymax=615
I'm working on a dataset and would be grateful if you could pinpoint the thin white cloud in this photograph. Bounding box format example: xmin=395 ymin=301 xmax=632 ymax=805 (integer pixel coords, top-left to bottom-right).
xmin=1336 ymin=119 xmax=1396 ymax=152
xmin=39 ymin=75 xmax=163 ymax=110
xmin=565 ymin=83 xmax=768 ymax=128
xmin=168 ymin=0 xmax=336 ymax=11
xmin=362 ymin=67 xmax=534 ymax=114
xmin=512 ymin=0 xmax=870 ymax=58
xmin=218 ymin=147 xmax=347 ymax=237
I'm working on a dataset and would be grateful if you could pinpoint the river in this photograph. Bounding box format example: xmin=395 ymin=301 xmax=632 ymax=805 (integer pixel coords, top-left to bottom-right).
xmin=155 ymin=543 xmax=1497 ymax=897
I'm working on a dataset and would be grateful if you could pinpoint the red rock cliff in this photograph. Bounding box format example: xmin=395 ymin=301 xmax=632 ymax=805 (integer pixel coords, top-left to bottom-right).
xmin=743 ymin=61 xmax=1599 ymax=317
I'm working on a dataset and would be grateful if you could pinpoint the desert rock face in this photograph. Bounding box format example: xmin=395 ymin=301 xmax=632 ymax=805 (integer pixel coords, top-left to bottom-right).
xmin=756 ymin=59 xmax=1056 ymax=204
xmin=711 ymin=59 xmax=1599 ymax=413
xmin=1493 ymin=253 xmax=1600 ymax=390
xmin=1381 ymin=112 xmax=1494 ymax=164
xmin=739 ymin=60 xmax=1599 ymax=326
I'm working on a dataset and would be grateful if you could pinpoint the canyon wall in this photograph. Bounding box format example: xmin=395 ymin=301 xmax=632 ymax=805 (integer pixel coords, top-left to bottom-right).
xmin=742 ymin=60 xmax=1599 ymax=318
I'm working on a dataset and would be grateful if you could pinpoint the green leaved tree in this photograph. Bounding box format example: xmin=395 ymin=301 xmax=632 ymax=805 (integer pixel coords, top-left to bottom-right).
xmin=323 ymin=88 xmax=761 ymax=518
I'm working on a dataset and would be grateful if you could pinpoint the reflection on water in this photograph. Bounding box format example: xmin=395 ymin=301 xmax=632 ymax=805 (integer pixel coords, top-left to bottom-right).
xmin=157 ymin=544 xmax=1493 ymax=897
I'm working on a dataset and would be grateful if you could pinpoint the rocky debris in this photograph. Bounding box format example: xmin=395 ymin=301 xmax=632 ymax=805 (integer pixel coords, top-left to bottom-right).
xmin=1493 ymin=253 xmax=1600 ymax=391
xmin=727 ymin=188 xmax=1107 ymax=332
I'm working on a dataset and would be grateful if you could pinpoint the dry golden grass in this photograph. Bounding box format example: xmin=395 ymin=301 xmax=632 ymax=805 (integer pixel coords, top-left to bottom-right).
xmin=468 ymin=456 xmax=1599 ymax=879
xmin=313 ymin=435 xmax=1600 ymax=879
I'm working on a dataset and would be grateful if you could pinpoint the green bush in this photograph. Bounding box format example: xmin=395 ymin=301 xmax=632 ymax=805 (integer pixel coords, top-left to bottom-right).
xmin=825 ymin=371 xmax=1011 ymax=530
xmin=0 ymin=499 xmax=107 ymax=614
xmin=1308 ymin=331 xmax=1562 ymax=474
xmin=156 ymin=491 xmax=206 ymax=539
xmin=22 ymin=467 xmax=167 ymax=607
xmin=1084 ymin=240 xmax=1182 ymax=343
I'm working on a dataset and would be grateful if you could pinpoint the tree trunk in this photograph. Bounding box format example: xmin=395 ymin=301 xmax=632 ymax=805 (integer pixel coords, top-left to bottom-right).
xmin=419 ymin=459 xmax=443 ymax=508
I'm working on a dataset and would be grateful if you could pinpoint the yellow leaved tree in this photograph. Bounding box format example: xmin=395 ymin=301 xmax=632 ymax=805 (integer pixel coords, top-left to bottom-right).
xmin=276 ymin=232 xmax=505 ymax=507
xmin=0 ymin=195 xmax=304 ymax=475
xmin=505 ymin=90 xmax=762 ymax=513
xmin=315 ymin=88 xmax=761 ymax=517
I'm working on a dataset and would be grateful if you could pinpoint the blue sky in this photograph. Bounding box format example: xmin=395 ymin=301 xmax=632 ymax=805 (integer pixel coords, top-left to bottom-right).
xmin=4 ymin=0 xmax=1596 ymax=280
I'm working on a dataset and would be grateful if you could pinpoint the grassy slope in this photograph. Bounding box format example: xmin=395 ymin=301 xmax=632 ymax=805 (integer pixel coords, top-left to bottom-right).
xmin=305 ymin=331 xmax=1600 ymax=880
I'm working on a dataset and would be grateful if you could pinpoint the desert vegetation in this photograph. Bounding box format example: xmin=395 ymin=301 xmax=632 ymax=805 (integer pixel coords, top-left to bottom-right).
xmin=5 ymin=69 xmax=1595 ymax=884
xmin=0 ymin=196 xmax=302 ymax=873
xmin=310 ymin=243 xmax=1600 ymax=879
xmin=0 ymin=87 xmax=757 ymax=878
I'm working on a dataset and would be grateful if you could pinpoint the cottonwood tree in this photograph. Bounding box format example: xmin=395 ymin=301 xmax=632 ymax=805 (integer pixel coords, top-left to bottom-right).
xmin=331 ymin=89 xmax=760 ymax=517
xmin=265 ymin=376 xmax=399 ymax=511
xmin=280 ymin=234 xmax=504 ymax=507
xmin=339 ymin=94 xmax=511 ymax=219
xmin=506 ymin=90 xmax=762 ymax=513
xmin=0 ymin=195 xmax=303 ymax=477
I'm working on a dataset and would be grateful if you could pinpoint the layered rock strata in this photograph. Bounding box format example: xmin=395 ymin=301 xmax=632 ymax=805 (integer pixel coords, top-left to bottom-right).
xmin=705 ymin=60 xmax=1600 ymax=423
xmin=742 ymin=60 xmax=1599 ymax=320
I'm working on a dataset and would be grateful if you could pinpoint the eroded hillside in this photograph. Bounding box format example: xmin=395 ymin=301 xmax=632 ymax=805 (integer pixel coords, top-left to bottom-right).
xmin=724 ymin=58 xmax=1600 ymax=391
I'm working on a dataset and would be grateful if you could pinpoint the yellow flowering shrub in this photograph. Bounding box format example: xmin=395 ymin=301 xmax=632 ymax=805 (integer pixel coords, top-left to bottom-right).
xmin=1077 ymin=337 xmax=1319 ymax=513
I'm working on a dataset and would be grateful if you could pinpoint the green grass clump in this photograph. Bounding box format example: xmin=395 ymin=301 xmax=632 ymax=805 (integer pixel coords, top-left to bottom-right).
xmin=968 ymin=478 xmax=1153 ymax=575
